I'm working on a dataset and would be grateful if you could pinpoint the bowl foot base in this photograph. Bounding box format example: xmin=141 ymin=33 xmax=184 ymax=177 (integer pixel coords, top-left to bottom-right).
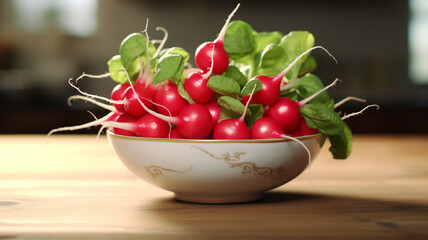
xmin=174 ymin=192 xmax=264 ymax=204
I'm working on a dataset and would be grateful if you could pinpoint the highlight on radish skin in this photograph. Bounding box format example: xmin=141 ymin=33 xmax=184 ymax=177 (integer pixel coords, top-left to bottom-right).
xmin=184 ymin=44 xmax=216 ymax=104
xmin=194 ymin=4 xmax=240 ymax=74
xmin=154 ymin=82 xmax=188 ymax=116
xmin=265 ymin=78 xmax=340 ymax=133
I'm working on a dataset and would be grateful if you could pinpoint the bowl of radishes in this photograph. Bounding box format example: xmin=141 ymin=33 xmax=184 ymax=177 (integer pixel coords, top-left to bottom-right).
xmin=50 ymin=4 xmax=377 ymax=203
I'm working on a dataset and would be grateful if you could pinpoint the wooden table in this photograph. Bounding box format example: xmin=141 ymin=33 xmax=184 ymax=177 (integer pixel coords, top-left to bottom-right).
xmin=1 ymin=135 xmax=427 ymax=239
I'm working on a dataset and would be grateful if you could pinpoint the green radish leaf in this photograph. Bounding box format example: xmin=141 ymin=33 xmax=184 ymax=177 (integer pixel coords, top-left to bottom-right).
xmin=219 ymin=108 xmax=240 ymax=122
xmin=231 ymin=30 xmax=284 ymax=76
xmin=247 ymin=104 xmax=264 ymax=128
xmin=163 ymin=47 xmax=190 ymax=63
xmin=153 ymin=53 xmax=184 ymax=84
xmin=328 ymin=122 xmax=353 ymax=159
xmin=241 ymin=78 xmax=262 ymax=96
xmin=256 ymin=43 xmax=288 ymax=76
xmin=119 ymin=33 xmax=156 ymax=71
xmin=254 ymin=31 xmax=284 ymax=53
xmin=107 ymin=55 xmax=140 ymax=84
xmin=217 ymin=96 xmax=245 ymax=115
xmin=279 ymin=31 xmax=315 ymax=81
xmin=300 ymin=103 xmax=343 ymax=136
xmin=281 ymin=90 xmax=299 ymax=101
xmin=299 ymin=55 xmax=317 ymax=76
xmin=176 ymin=81 xmax=195 ymax=104
xmin=224 ymin=66 xmax=247 ymax=88
xmin=300 ymin=102 xmax=353 ymax=159
xmin=207 ymin=75 xmax=241 ymax=96
xmin=224 ymin=20 xmax=256 ymax=60
xmin=295 ymin=74 xmax=331 ymax=104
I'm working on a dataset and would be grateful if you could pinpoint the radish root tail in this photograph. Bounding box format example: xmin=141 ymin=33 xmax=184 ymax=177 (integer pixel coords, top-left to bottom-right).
xmin=334 ymin=96 xmax=367 ymax=109
xmin=341 ymin=104 xmax=380 ymax=121
xmin=281 ymin=134 xmax=313 ymax=185
xmin=68 ymin=95 xmax=117 ymax=112
xmin=75 ymin=72 xmax=110 ymax=83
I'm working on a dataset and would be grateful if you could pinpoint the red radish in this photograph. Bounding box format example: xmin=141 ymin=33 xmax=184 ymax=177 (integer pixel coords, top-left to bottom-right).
xmin=123 ymin=84 xmax=153 ymax=117
xmin=135 ymin=75 xmax=159 ymax=98
xmin=104 ymin=113 xmax=170 ymax=138
xmin=265 ymin=97 xmax=300 ymax=132
xmin=288 ymin=116 xmax=318 ymax=137
xmin=111 ymin=83 xmax=131 ymax=112
xmin=113 ymin=113 xmax=139 ymax=136
xmin=264 ymin=78 xmax=340 ymax=133
xmin=168 ymin=103 xmax=214 ymax=139
xmin=183 ymin=70 xmax=215 ymax=103
xmin=184 ymin=43 xmax=216 ymax=103
xmin=251 ymin=117 xmax=284 ymax=139
xmin=212 ymin=84 xmax=256 ymax=140
xmin=169 ymin=128 xmax=184 ymax=139
xmin=154 ymin=81 xmax=188 ymax=116
xmin=185 ymin=68 xmax=201 ymax=76
xmin=194 ymin=4 xmax=240 ymax=74
xmin=250 ymin=116 xmax=312 ymax=183
xmin=242 ymin=46 xmax=336 ymax=106
xmin=122 ymin=65 xmax=214 ymax=139
xmin=204 ymin=100 xmax=221 ymax=125
xmin=126 ymin=82 xmax=213 ymax=139
xmin=212 ymin=116 xmax=250 ymax=140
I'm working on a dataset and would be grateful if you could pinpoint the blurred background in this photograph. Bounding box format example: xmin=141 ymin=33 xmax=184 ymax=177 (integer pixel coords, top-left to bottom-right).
xmin=0 ymin=0 xmax=427 ymax=134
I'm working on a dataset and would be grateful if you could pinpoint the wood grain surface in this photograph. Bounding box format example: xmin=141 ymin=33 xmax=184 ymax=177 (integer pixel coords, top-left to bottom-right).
xmin=1 ymin=135 xmax=427 ymax=239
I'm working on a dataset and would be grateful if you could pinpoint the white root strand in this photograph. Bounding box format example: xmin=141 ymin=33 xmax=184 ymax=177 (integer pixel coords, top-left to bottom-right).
xmin=47 ymin=112 xmax=114 ymax=137
xmin=68 ymin=95 xmax=118 ymax=112
xmin=334 ymin=96 xmax=367 ymax=109
xmin=142 ymin=19 xmax=152 ymax=87
xmin=87 ymin=111 xmax=111 ymax=138
xmin=281 ymin=134 xmax=312 ymax=186
xmin=122 ymin=66 xmax=176 ymax=124
xmin=299 ymin=78 xmax=340 ymax=106
xmin=341 ymin=104 xmax=380 ymax=121
xmin=68 ymin=78 xmax=117 ymax=104
xmin=216 ymin=3 xmax=240 ymax=42
xmin=75 ymin=72 xmax=110 ymax=82
xmin=277 ymin=46 xmax=338 ymax=82
xmin=153 ymin=26 xmax=168 ymax=58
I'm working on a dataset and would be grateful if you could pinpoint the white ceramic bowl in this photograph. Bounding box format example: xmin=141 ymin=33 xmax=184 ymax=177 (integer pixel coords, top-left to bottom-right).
xmin=107 ymin=131 xmax=326 ymax=203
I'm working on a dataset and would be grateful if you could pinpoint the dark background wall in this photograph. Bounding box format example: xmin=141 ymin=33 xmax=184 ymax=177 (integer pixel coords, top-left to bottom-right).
xmin=0 ymin=0 xmax=426 ymax=134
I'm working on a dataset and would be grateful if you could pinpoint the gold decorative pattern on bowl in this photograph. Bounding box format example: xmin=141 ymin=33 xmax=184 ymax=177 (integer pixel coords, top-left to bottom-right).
xmin=146 ymin=165 xmax=193 ymax=178
xmin=191 ymin=146 xmax=286 ymax=180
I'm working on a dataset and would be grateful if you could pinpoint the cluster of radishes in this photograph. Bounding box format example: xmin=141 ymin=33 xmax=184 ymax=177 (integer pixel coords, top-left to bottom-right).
xmin=99 ymin=43 xmax=331 ymax=141
xmin=49 ymin=4 xmax=378 ymax=160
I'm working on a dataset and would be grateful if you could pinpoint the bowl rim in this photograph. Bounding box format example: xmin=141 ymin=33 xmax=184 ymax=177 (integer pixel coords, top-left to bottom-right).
xmin=107 ymin=131 xmax=323 ymax=144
